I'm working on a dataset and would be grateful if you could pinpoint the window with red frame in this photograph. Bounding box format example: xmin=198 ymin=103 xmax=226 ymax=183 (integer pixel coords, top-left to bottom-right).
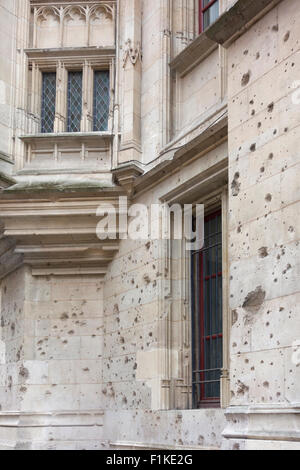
xmin=191 ymin=210 xmax=223 ymax=408
xmin=199 ymin=0 xmax=220 ymax=33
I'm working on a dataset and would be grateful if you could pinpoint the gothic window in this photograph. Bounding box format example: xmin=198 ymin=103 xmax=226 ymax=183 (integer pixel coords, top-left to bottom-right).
xmin=93 ymin=70 xmax=110 ymax=132
xmin=67 ymin=71 xmax=83 ymax=133
xmin=41 ymin=72 xmax=56 ymax=133
xmin=191 ymin=210 xmax=223 ymax=408
xmin=199 ymin=0 xmax=219 ymax=32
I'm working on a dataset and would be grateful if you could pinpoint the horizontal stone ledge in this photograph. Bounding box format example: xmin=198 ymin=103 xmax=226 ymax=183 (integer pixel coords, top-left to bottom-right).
xmin=222 ymin=431 xmax=300 ymax=442
xmin=25 ymin=46 xmax=116 ymax=60
xmin=0 ymin=410 xmax=104 ymax=428
xmin=206 ymin=0 xmax=283 ymax=48
xmin=19 ymin=132 xmax=114 ymax=143
xmin=108 ymin=441 xmax=219 ymax=451
xmin=225 ymin=404 xmax=300 ymax=415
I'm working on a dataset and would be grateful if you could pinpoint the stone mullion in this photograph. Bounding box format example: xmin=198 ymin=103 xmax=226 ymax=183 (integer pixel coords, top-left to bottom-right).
xmin=31 ymin=62 xmax=41 ymax=134
xmin=81 ymin=61 xmax=93 ymax=132
xmin=54 ymin=61 xmax=67 ymax=133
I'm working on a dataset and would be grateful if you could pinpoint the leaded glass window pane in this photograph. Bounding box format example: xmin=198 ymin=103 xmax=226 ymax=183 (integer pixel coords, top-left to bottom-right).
xmin=41 ymin=72 xmax=56 ymax=133
xmin=93 ymin=71 xmax=110 ymax=132
xmin=67 ymin=71 xmax=83 ymax=133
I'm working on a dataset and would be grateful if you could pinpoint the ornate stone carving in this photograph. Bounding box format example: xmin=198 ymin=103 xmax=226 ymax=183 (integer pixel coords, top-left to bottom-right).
xmin=123 ymin=39 xmax=142 ymax=68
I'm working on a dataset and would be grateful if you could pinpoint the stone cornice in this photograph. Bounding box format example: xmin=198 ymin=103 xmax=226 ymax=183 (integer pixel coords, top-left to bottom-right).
xmin=206 ymin=0 xmax=283 ymax=48
xmin=132 ymin=111 xmax=228 ymax=198
xmin=25 ymin=47 xmax=115 ymax=62
xmin=171 ymin=0 xmax=283 ymax=76
xmin=0 ymin=187 xmax=124 ymax=277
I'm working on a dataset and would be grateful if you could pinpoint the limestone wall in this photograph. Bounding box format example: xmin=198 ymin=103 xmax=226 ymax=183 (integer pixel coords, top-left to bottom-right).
xmin=224 ymin=0 xmax=300 ymax=449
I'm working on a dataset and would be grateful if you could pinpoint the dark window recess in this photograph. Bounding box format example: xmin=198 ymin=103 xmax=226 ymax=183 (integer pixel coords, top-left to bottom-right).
xmin=67 ymin=71 xmax=83 ymax=133
xmin=41 ymin=72 xmax=56 ymax=133
xmin=191 ymin=210 xmax=223 ymax=408
xmin=199 ymin=0 xmax=219 ymax=33
xmin=93 ymin=70 xmax=110 ymax=132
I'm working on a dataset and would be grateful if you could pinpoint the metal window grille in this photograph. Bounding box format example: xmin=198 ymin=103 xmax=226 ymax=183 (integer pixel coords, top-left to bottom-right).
xmin=191 ymin=210 xmax=223 ymax=408
xmin=93 ymin=70 xmax=110 ymax=132
xmin=199 ymin=0 xmax=219 ymax=32
xmin=67 ymin=71 xmax=83 ymax=133
xmin=41 ymin=72 xmax=56 ymax=133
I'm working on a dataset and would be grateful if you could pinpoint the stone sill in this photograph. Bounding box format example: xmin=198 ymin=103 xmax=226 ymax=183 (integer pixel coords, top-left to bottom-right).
xmin=170 ymin=0 xmax=283 ymax=76
xmin=20 ymin=132 xmax=114 ymax=144
xmin=25 ymin=46 xmax=115 ymax=60
xmin=170 ymin=32 xmax=218 ymax=77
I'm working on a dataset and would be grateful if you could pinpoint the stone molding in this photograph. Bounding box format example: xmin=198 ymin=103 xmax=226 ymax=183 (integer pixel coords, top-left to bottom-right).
xmin=31 ymin=1 xmax=116 ymax=49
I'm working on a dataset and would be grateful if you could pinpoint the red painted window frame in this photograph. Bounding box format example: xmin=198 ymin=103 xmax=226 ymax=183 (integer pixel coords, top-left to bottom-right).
xmin=199 ymin=0 xmax=219 ymax=33
xmin=197 ymin=210 xmax=222 ymax=407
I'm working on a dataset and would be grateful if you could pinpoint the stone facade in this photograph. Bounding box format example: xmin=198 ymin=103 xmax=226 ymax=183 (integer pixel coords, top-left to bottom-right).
xmin=0 ymin=0 xmax=299 ymax=450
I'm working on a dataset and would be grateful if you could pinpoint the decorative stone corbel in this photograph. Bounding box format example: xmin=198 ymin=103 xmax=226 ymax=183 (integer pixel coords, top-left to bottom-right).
xmin=123 ymin=39 xmax=142 ymax=68
xmin=112 ymin=162 xmax=144 ymax=198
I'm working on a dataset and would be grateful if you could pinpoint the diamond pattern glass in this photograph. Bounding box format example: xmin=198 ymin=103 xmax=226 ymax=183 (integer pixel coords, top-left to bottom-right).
xmin=93 ymin=71 xmax=110 ymax=132
xmin=67 ymin=71 xmax=83 ymax=133
xmin=41 ymin=73 xmax=56 ymax=133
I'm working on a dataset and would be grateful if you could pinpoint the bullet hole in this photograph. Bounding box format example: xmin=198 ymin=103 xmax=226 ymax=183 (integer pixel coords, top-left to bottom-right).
xmin=241 ymin=71 xmax=251 ymax=87
xmin=83 ymin=368 xmax=89 ymax=372
xmin=19 ymin=367 xmax=29 ymax=380
xmin=260 ymin=166 xmax=265 ymax=173
xmin=237 ymin=380 xmax=249 ymax=395
xmin=256 ymin=52 xmax=260 ymax=60
xmin=232 ymin=342 xmax=237 ymax=348
xmin=20 ymin=386 xmax=27 ymax=393
xmin=268 ymin=102 xmax=274 ymax=113
xmin=60 ymin=313 xmax=69 ymax=320
xmin=243 ymin=50 xmax=249 ymax=55
xmin=122 ymin=396 xmax=128 ymax=404
xmin=68 ymin=330 xmax=74 ymax=335
xmin=113 ymin=304 xmax=119 ymax=315
xmin=251 ymin=109 xmax=255 ymax=116
xmin=284 ymin=127 xmax=288 ymax=132
xmin=283 ymin=31 xmax=290 ymax=42
xmin=231 ymin=310 xmax=239 ymax=326
xmin=269 ymin=153 xmax=274 ymax=160
xmin=259 ymin=247 xmax=268 ymax=258
xmin=288 ymin=226 xmax=294 ymax=233
xmin=231 ymin=172 xmax=241 ymax=196
xmin=243 ymin=286 xmax=266 ymax=321
xmin=263 ymin=381 xmax=269 ymax=388
xmin=143 ymin=274 xmax=151 ymax=285
xmin=120 ymin=337 xmax=125 ymax=344
xmin=62 ymin=340 xmax=68 ymax=344
xmin=258 ymin=122 xmax=262 ymax=128
xmin=272 ymin=24 xmax=279 ymax=32
xmin=237 ymin=224 xmax=242 ymax=234
xmin=250 ymin=100 xmax=254 ymax=105
xmin=11 ymin=322 xmax=15 ymax=334
xmin=250 ymin=143 xmax=256 ymax=152
xmin=265 ymin=193 xmax=272 ymax=202
xmin=145 ymin=241 xmax=151 ymax=250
